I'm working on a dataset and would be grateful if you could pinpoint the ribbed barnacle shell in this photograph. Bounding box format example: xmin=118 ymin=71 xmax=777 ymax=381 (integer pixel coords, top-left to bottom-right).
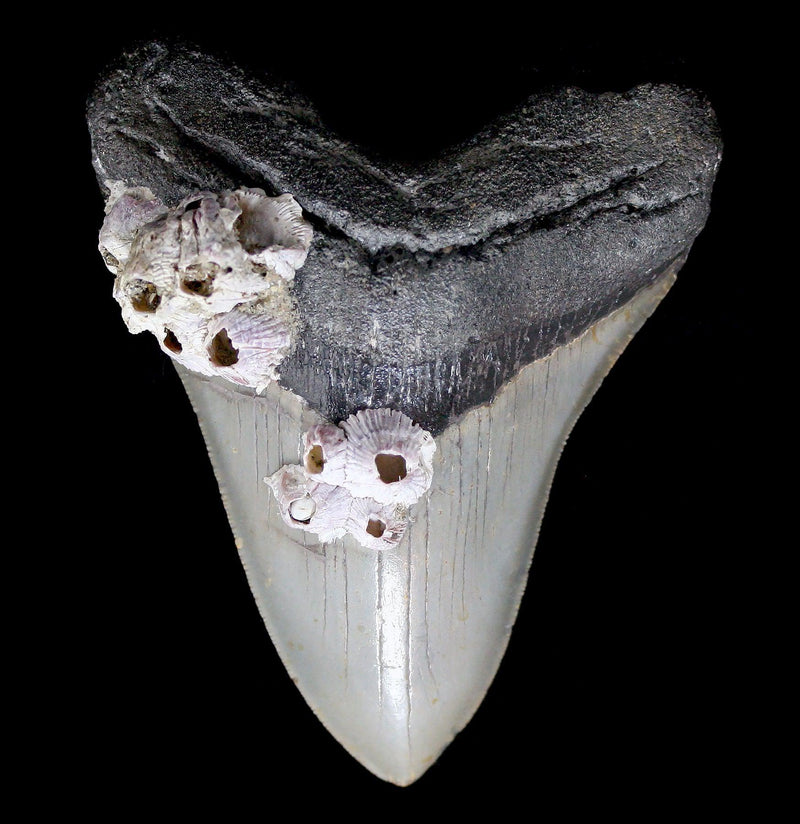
xmin=346 ymin=497 xmax=408 ymax=551
xmin=175 ymin=192 xmax=288 ymax=313
xmin=342 ymin=409 xmax=437 ymax=506
xmin=157 ymin=314 xmax=219 ymax=379
xmin=205 ymin=302 xmax=293 ymax=393
xmin=300 ymin=424 xmax=348 ymax=486
xmin=98 ymin=183 xmax=168 ymax=274
xmin=99 ymin=183 xmax=313 ymax=392
xmin=234 ymin=189 xmax=313 ymax=280
xmin=113 ymin=209 xmax=184 ymax=335
xmin=266 ymin=465 xmax=352 ymax=542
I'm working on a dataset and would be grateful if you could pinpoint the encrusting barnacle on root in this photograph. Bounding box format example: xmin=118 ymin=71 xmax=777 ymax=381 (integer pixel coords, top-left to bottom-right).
xmin=98 ymin=182 xmax=312 ymax=392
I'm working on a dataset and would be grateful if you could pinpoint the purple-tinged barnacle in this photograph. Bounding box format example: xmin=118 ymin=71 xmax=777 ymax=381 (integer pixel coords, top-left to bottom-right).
xmin=205 ymin=302 xmax=293 ymax=392
xmin=99 ymin=183 xmax=312 ymax=392
xmin=173 ymin=191 xmax=280 ymax=314
xmin=342 ymin=409 xmax=436 ymax=506
xmin=112 ymin=211 xmax=183 ymax=336
xmin=346 ymin=497 xmax=408 ymax=551
xmin=301 ymin=424 xmax=348 ymax=485
xmin=156 ymin=314 xmax=220 ymax=380
xmin=233 ymin=189 xmax=313 ymax=280
xmin=266 ymin=465 xmax=352 ymax=542
xmin=98 ymin=182 xmax=169 ymax=274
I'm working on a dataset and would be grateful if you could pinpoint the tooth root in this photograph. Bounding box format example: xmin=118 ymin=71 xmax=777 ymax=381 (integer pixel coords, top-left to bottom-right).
xmin=178 ymin=269 xmax=674 ymax=785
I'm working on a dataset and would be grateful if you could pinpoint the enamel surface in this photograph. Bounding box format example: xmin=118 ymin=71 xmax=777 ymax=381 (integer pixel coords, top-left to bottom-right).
xmin=177 ymin=271 xmax=676 ymax=785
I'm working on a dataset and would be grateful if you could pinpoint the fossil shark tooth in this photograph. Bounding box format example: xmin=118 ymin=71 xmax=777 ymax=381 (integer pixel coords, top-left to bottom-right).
xmin=87 ymin=41 xmax=722 ymax=785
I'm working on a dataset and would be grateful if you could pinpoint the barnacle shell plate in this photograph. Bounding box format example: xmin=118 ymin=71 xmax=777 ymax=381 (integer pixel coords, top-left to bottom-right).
xmin=99 ymin=184 xmax=312 ymax=393
xmin=342 ymin=408 xmax=436 ymax=506
xmin=301 ymin=424 xmax=348 ymax=486
xmin=266 ymin=465 xmax=352 ymax=542
xmin=205 ymin=302 xmax=293 ymax=392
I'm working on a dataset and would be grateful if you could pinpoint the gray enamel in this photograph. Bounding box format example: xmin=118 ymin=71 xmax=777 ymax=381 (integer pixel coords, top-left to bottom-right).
xmin=178 ymin=272 xmax=674 ymax=784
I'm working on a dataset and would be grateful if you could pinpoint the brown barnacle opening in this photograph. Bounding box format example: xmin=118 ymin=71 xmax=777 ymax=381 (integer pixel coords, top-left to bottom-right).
xmin=181 ymin=263 xmax=218 ymax=297
xmin=163 ymin=329 xmax=182 ymax=353
xmin=128 ymin=280 xmax=160 ymax=313
xmin=375 ymin=453 xmax=407 ymax=484
xmin=305 ymin=445 xmax=325 ymax=474
xmin=209 ymin=328 xmax=239 ymax=367
xmin=366 ymin=518 xmax=386 ymax=538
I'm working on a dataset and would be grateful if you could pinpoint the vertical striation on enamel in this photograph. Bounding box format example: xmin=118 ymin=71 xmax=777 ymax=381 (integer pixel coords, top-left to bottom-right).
xmin=98 ymin=181 xmax=312 ymax=393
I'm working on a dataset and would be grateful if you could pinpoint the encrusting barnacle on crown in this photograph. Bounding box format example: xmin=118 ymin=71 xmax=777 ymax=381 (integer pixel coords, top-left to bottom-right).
xmin=342 ymin=408 xmax=436 ymax=507
xmin=301 ymin=424 xmax=348 ymax=486
xmin=98 ymin=182 xmax=313 ymax=393
xmin=347 ymin=496 xmax=408 ymax=551
xmin=266 ymin=409 xmax=436 ymax=550
xmin=266 ymin=465 xmax=353 ymax=543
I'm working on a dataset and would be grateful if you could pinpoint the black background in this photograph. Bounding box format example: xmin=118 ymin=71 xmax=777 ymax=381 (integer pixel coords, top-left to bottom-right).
xmin=29 ymin=14 xmax=774 ymax=816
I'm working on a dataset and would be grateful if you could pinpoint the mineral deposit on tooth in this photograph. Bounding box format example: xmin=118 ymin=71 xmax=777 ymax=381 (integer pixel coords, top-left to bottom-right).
xmin=98 ymin=183 xmax=311 ymax=392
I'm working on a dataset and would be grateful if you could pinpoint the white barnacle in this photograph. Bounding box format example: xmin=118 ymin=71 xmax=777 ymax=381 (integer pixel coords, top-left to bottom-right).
xmin=266 ymin=465 xmax=352 ymax=542
xmin=98 ymin=183 xmax=313 ymax=392
xmin=300 ymin=424 xmax=348 ymax=486
xmin=234 ymin=188 xmax=313 ymax=280
xmin=346 ymin=497 xmax=408 ymax=551
xmin=266 ymin=410 xmax=435 ymax=549
xmin=98 ymin=183 xmax=169 ymax=274
xmin=341 ymin=408 xmax=436 ymax=506
xmin=156 ymin=313 xmax=220 ymax=379
xmin=205 ymin=301 xmax=293 ymax=393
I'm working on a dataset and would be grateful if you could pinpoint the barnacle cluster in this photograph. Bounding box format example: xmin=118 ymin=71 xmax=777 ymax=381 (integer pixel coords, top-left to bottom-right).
xmin=267 ymin=409 xmax=436 ymax=550
xmin=98 ymin=181 xmax=313 ymax=392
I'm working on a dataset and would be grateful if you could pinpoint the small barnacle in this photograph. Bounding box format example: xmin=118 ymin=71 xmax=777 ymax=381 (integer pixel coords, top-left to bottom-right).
xmin=98 ymin=182 xmax=168 ymax=274
xmin=205 ymin=302 xmax=293 ymax=391
xmin=173 ymin=192 xmax=271 ymax=313
xmin=266 ymin=465 xmax=352 ymax=542
xmin=288 ymin=495 xmax=316 ymax=524
xmin=156 ymin=314 xmax=220 ymax=379
xmin=300 ymin=424 xmax=348 ymax=485
xmin=233 ymin=189 xmax=313 ymax=280
xmin=346 ymin=497 xmax=408 ymax=551
xmin=342 ymin=409 xmax=436 ymax=506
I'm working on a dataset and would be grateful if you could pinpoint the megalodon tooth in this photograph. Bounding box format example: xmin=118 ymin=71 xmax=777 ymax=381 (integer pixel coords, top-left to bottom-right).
xmin=87 ymin=41 xmax=722 ymax=785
